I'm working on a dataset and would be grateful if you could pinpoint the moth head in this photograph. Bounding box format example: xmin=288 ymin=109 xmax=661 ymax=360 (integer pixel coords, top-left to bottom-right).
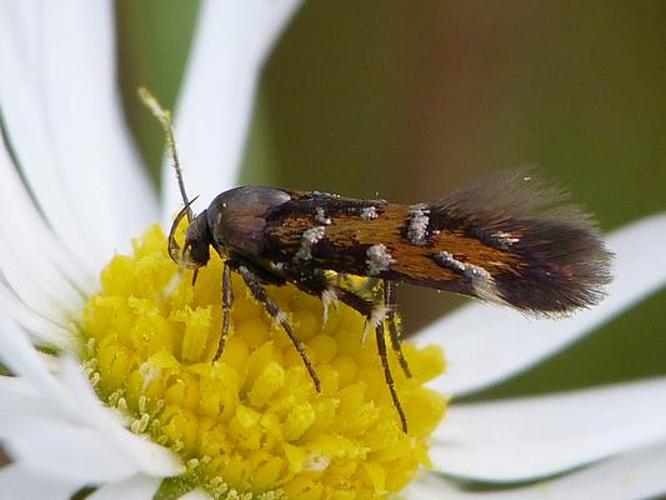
xmin=168 ymin=200 xmax=211 ymax=270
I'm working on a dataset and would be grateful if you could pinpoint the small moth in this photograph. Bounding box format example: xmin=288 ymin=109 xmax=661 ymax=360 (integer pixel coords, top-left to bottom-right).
xmin=140 ymin=89 xmax=612 ymax=433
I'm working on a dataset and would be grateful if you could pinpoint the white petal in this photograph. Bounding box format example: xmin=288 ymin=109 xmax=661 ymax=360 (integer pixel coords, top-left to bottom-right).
xmin=491 ymin=442 xmax=666 ymax=500
xmin=0 ymin=352 xmax=177 ymax=483
xmin=0 ymin=375 xmax=68 ymax=420
xmin=0 ymin=416 xmax=138 ymax=483
xmin=34 ymin=1 xmax=158 ymax=248
xmin=0 ymin=313 xmax=180 ymax=479
xmin=0 ymin=284 xmax=74 ymax=351
xmin=179 ymin=489 xmax=212 ymax=500
xmin=0 ymin=140 xmax=90 ymax=320
xmin=88 ymin=475 xmax=161 ymax=500
xmin=0 ymin=309 xmax=79 ymax=418
xmin=0 ymin=463 xmax=80 ymax=500
xmin=0 ymin=141 xmax=89 ymax=301
xmin=0 ymin=236 xmax=66 ymax=326
xmin=414 ymin=214 xmax=666 ymax=396
xmin=0 ymin=133 xmax=95 ymax=292
xmin=58 ymin=357 xmax=182 ymax=478
xmin=163 ymin=0 xmax=304 ymax=220
xmin=0 ymin=1 xmax=157 ymax=269
xmin=406 ymin=443 xmax=666 ymax=499
xmin=401 ymin=473 xmax=458 ymax=499
xmin=0 ymin=3 xmax=99 ymax=270
xmin=431 ymin=378 xmax=666 ymax=482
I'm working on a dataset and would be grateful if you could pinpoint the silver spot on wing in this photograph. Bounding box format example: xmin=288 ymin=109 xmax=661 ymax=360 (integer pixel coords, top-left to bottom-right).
xmin=294 ymin=226 xmax=326 ymax=261
xmin=407 ymin=204 xmax=430 ymax=246
xmin=434 ymin=251 xmax=503 ymax=304
xmin=359 ymin=206 xmax=378 ymax=220
xmin=366 ymin=244 xmax=395 ymax=276
xmin=315 ymin=207 xmax=332 ymax=226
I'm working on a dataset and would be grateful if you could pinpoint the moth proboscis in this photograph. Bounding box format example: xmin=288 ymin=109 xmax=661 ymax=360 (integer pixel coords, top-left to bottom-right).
xmin=140 ymin=88 xmax=612 ymax=434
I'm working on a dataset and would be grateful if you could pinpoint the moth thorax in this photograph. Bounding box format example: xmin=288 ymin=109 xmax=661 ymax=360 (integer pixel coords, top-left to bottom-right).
xmin=208 ymin=186 xmax=292 ymax=256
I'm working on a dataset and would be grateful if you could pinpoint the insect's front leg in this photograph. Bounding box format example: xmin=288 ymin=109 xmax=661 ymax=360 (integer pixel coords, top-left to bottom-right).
xmin=230 ymin=259 xmax=322 ymax=393
xmin=213 ymin=261 xmax=233 ymax=361
xmin=375 ymin=320 xmax=408 ymax=433
xmin=333 ymin=282 xmax=409 ymax=433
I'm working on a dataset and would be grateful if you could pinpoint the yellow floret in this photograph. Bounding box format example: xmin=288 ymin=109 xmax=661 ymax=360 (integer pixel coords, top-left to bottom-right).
xmin=81 ymin=225 xmax=447 ymax=499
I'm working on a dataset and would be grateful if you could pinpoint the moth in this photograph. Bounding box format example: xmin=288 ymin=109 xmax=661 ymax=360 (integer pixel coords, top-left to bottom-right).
xmin=140 ymin=89 xmax=612 ymax=433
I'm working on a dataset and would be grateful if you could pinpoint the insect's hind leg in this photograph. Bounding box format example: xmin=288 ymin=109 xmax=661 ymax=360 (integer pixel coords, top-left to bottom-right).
xmin=384 ymin=280 xmax=412 ymax=378
xmin=376 ymin=320 xmax=408 ymax=433
xmin=213 ymin=261 xmax=233 ymax=361
xmin=234 ymin=262 xmax=321 ymax=393
xmin=333 ymin=282 xmax=408 ymax=432
xmin=288 ymin=269 xmax=409 ymax=433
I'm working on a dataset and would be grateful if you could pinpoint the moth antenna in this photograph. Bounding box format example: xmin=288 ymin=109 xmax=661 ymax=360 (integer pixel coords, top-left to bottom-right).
xmin=168 ymin=196 xmax=200 ymax=265
xmin=137 ymin=86 xmax=193 ymax=222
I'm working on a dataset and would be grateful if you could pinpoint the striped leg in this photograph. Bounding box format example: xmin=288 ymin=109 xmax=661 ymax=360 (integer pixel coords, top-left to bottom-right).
xmin=288 ymin=269 xmax=409 ymax=433
xmin=375 ymin=320 xmax=408 ymax=433
xmin=235 ymin=263 xmax=321 ymax=393
xmin=213 ymin=261 xmax=233 ymax=361
xmin=384 ymin=280 xmax=412 ymax=378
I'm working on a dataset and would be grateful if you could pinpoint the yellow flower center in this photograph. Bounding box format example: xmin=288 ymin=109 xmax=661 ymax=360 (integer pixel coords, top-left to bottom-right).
xmin=81 ymin=225 xmax=446 ymax=499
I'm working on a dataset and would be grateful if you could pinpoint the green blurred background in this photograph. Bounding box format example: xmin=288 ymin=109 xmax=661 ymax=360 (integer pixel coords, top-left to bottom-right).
xmin=116 ymin=0 xmax=665 ymax=401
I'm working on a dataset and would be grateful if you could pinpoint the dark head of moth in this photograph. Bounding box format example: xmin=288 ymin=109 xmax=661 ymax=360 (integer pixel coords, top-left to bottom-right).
xmin=141 ymin=89 xmax=612 ymax=434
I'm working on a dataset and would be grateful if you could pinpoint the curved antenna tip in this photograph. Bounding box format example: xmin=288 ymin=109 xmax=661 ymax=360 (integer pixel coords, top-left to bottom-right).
xmin=137 ymin=85 xmax=192 ymax=220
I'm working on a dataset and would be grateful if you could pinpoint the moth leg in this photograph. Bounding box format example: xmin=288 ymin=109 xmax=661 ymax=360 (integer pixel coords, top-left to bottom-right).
xmin=289 ymin=270 xmax=375 ymax=326
xmin=326 ymin=277 xmax=383 ymax=344
xmin=376 ymin=320 xmax=408 ymax=433
xmin=384 ymin=280 xmax=412 ymax=378
xmin=330 ymin=284 xmax=409 ymax=431
xmin=285 ymin=268 xmax=408 ymax=431
xmin=281 ymin=267 xmax=339 ymax=324
xmin=213 ymin=261 xmax=234 ymax=361
xmin=235 ymin=263 xmax=321 ymax=392
xmin=297 ymin=276 xmax=389 ymax=353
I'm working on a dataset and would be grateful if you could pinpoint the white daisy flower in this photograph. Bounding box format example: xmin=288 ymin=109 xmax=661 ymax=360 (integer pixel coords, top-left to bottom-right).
xmin=1 ymin=1 xmax=665 ymax=499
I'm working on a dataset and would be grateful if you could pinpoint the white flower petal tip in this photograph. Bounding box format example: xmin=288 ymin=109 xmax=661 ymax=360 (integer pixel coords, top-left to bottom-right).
xmin=87 ymin=475 xmax=161 ymax=500
xmin=0 ymin=309 xmax=80 ymax=418
xmin=0 ymin=374 xmax=140 ymax=485
xmin=179 ymin=489 xmax=213 ymax=500
xmin=0 ymin=417 xmax=140 ymax=483
xmin=0 ymin=343 xmax=180 ymax=484
xmin=0 ymin=463 xmax=81 ymax=500
xmin=405 ymin=443 xmax=666 ymax=500
xmin=415 ymin=213 xmax=666 ymax=397
xmin=431 ymin=377 xmax=666 ymax=483
xmin=162 ymin=0 xmax=304 ymax=221
xmin=400 ymin=473 xmax=459 ymax=499
xmin=505 ymin=442 xmax=666 ymax=500
xmin=0 ymin=320 xmax=180 ymax=482
xmin=0 ymin=375 xmax=68 ymax=421
xmin=58 ymin=357 xmax=183 ymax=478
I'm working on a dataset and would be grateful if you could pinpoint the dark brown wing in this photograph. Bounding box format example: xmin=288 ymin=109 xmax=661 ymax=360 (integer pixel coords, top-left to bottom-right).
xmin=424 ymin=170 xmax=613 ymax=314
xmin=262 ymin=171 xmax=612 ymax=315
